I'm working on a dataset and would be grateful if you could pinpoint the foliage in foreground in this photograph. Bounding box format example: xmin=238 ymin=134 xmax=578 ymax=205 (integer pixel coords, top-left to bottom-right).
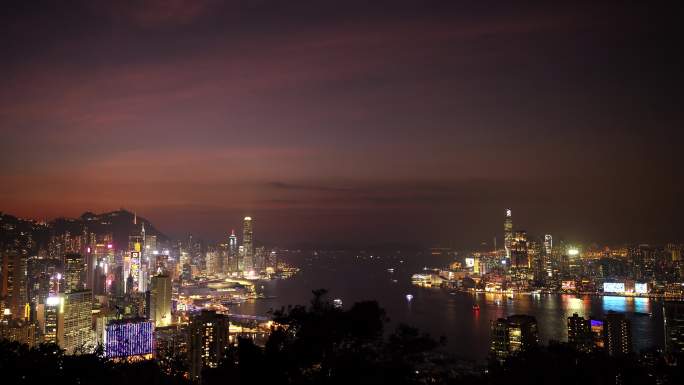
xmin=1 ymin=290 xmax=682 ymax=385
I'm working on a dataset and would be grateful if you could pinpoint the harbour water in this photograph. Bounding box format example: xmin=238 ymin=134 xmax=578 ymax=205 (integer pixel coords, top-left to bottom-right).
xmin=232 ymin=252 xmax=665 ymax=362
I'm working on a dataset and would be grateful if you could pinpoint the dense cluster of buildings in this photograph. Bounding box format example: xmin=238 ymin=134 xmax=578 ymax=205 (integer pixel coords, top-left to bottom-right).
xmin=415 ymin=209 xmax=684 ymax=298
xmin=0 ymin=210 xmax=286 ymax=380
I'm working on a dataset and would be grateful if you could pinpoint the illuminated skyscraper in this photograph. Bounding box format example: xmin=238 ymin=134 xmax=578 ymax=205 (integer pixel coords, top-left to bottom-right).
xmin=189 ymin=310 xmax=230 ymax=380
xmin=490 ymin=314 xmax=538 ymax=362
xmin=1 ymin=251 xmax=28 ymax=319
xmin=242 ymin=217 xmax=254 ymax=271
xmin=149 ymin=274 xmax=172 ymax=327
xmin=228 ymin=229 xmax=239 ymax=272
xmin=543 ymin=234 xmax=552 ymax=255
xmin=604 ymin=312 xmax=632 ymax=356
xmin=42 ymin=295 xmax=64 ymax=344
xmin=504 ymin=209 xmax=513 ymax=259
xmin=663 ymin=300 xmax=684 ymax=358
xmin=64 ymin=253 xmax=85 ymax=292
xmin=61 ymin=290 xmax=93 ymax=354
xmin=567 ymin=313 xmax=593 ymax=352
xmin=206 ymin=247 xmax=221 ymax=275
xmin=511 ymin=230 xmax=529 ymax=269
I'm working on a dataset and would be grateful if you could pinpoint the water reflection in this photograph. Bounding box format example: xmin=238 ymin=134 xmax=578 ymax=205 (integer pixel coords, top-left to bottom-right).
xmin=234 ymin=257 xmax=663 ymax=362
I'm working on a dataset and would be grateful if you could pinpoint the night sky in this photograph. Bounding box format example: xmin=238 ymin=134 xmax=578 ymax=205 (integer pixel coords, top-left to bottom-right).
xmin=1 ymin=1 xmax=682 ymax=247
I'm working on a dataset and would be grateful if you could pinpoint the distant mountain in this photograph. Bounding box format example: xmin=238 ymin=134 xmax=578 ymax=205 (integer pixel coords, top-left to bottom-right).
xmin=50 ymin=209 xmax=167 ymax=249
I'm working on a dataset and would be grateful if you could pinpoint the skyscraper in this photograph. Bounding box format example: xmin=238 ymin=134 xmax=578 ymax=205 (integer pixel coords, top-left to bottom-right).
xmin=504 ymin=209 xmax=513 ymax=260
xmin=41 ymin=295 xmax=64 ymax=344
xmin=1 ymin=251 xmax=28 ymax=319
xmin=188 ymin=310 xmax=230 ymax=380
xmin=511 ymin=230 xmax=529 ymax=269
xmin=489 ymin=314 xmax=538 ymax=362
xmin=228 ymin=229 xmax=239 ymax=272
xmin=149 ymin=274 xmax=172 ymax=327
xmin=543 ymin=234 xmax=553 ymax=256
xmin=242 ymin=217 xmax=253 ymax=271
xmin=61 ymin=290 xmax=93 ymax=354
xmin=663 ymin=300 xmax=684 ymax=359
xmin=64 ymin=253 xmax=85 ymax=293
xmin=604 ymin=312 xmax=632 ymax=356
xmin=567 ymin=313 xmax=593 ymax=352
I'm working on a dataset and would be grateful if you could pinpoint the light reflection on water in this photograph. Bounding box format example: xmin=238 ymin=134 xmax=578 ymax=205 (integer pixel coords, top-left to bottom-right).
xmin=232 ymin=255 xmax=664 ymax=362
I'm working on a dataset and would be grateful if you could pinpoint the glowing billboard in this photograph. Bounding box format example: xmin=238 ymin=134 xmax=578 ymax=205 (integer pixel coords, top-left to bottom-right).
xmin=635 ymin=282 xmax=648 ymax=294
xmin=106 ymin=320 xmax=154 ymax=358
xmin=603 ymin=282 xmax=625 ymax=293
xmin=562 ymin=280 xmax=576 ymax=290
xmin=465 ymin=257 xmax=475 ymax=267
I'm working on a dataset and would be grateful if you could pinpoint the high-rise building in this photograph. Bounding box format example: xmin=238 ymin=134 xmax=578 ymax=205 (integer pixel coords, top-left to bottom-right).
xmin=567 ymin=313 xmax=593 ymax=352
xmin=149 ymin=274 xmax=172 ymax=327
xmin=663 ymin=300 xmax=684 ymax=358
xmin=229 ymin=230 xmax=239 ymax=272
xmin=511 ymin=230 xmax=529 ymax=269
xmin=42 ymin=294 xmax=64 ymax=344
xmin=188 ymin=310 xmax=230 ymax=380
xmin=604 ymin=312 xmax=632 ymax=356
xmin=507 ymin=314 xmax=538 ymax=354
xmin=61 ymin=290 xmax=93 ymax=354
xmin=242 ymin=217 xmax=254 ymax=271
xmin=490 ymin=318 xmax=510 ymax=362
xmin=504 ymin=209 xmax=513 ymax=260
xmin=543 ymin=234 xmax=553 ymax=256
xmin=490 ymin=314 xmax=538 ymax=362
xmin=64 ymin=253 xmax=85 ymax=293
xmin=1 ymin=251 xmax=28 ymax=319
xmin=105 ymin=318 xmax=154 ymax=360
xmin=206 ymin=248 xmax=221 ymax=276
xmin=0 ymin=318 xmax=38 ymax=347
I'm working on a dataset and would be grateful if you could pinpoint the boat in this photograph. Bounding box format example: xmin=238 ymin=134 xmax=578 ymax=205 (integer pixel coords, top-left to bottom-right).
xmin=472 ymin=304 xmax=480 ymax=311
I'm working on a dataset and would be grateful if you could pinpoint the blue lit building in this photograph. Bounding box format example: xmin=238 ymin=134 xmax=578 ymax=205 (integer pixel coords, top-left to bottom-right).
xmin=105 ymin=318 xmax=154 ymax=359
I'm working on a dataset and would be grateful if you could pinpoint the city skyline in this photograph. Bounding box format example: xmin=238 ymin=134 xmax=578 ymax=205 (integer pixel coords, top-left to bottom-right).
xmin=2 ymin=1 xmax=683 ymax=247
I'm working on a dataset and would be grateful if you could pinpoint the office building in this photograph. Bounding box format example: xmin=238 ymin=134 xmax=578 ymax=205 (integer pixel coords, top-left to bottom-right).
xmin=544 ymin=234 xmax=553 ymax=256
xmin=64 ymin=253 xmax=85 ymax=292
xmin=490 ymin=314 xmax=538 ymax=362
xmin=229 ymin=230 xmax=239 ymax=272
xmin=61 ymin=290 xmax=93 ymax=354
xmin=42 ymin=295 xmax=64 ymax=344
xmin=504 ymin=209 xmax=513 ymax=259
xmin=1 ymin=251 xmax=28 ymax=319
xmin=242 ymin=217 xmax=253 ymax=271
xmin=149 ymin=274 xmax=172 ymax=327
xmin=663 ymin=300 xmax=684 ymax=358
xmin=511 ymin=230 xmax=529 ymax=269
xmin=188 ymin=310 xmax=230 ymax=380
xmin=604 ymin=312 xmax=632 ymax=356
xmin=567 ymin=313 xmax=593 ymax=352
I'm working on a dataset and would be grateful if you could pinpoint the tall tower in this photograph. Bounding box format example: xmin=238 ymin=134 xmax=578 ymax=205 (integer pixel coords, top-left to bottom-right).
xmin=242 ymin=217 xmax=253 ymax=271
xmin=64 ymin=253 xmax=85 ymax=293
xmin=188 ymin=310 xmax=230 ymax=381
xmin=504 ymin=209 xmax=513 ymax=259
xmin=1 ymin=251 xmax=28 ymax=320
xmin=229 ymin=230 xmax=239 ymax=272
xmin=543 ymin=234 xmax=553 ymax=255
xmin=150 ymin=274 xmax=172 ymax=327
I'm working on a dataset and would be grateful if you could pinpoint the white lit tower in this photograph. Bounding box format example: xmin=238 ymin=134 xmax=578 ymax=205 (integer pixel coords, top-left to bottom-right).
xmin=242 ymin=217 xmax=253 ymax=271
xmin=504 ymin=209 xmax=513 ymax=260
